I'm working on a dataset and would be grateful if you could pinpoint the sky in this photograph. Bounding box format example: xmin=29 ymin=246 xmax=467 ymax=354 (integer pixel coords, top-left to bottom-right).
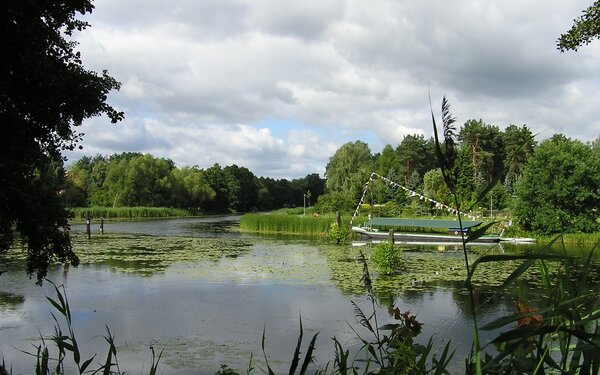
xmin=65 ymin=0 xmax=600 ymax=179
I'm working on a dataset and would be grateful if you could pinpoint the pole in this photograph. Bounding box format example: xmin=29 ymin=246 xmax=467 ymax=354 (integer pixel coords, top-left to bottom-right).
xmin=85 ymin=211 xmax=91 ymax=240
xmin=336 ymin=211 xmax=342 ymax=244
xmin=100 ymin=217 xmax=104 ymax=235
xmin=303 ymin=194 xmax=306 ymax=217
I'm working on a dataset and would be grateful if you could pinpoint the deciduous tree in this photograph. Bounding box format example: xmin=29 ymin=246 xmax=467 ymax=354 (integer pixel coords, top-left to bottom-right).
xmin=0 ymin=0 xmax=123 ymax=282
xmin=325 ymin=141 xmax=374 ymax=201
xmin=515 ymin=135 xmax=600 ymax=234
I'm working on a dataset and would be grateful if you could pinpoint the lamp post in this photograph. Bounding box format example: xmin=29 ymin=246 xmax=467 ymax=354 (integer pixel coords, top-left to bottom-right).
xmin=303 ymin=193 xmax=306 ymax=217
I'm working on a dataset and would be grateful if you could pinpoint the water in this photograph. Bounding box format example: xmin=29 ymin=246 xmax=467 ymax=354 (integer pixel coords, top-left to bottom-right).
xmin=1 ymin=217 xmax=598 ymax=374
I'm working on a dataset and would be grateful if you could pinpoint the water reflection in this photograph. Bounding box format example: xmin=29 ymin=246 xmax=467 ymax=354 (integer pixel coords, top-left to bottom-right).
xmin=1 ymin=217 xmax=599 ymax=374
xmin=0 ymin=291 xmax=24 ymax=310
xmin=69 ymin=215 xmax=244 ymax=239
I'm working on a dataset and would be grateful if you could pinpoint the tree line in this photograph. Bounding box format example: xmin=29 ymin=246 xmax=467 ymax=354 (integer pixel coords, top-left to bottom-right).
xmin=319 ymin=122 xmax=600 ymax=235
xmin=67 ymin=120 xmax=600 ymax=235
xmin=65 ymin=153 xmax=325 ymax=213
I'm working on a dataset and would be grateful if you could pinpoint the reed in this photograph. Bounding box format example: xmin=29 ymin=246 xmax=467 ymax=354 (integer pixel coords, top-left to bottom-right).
xmin=240 ymin=213 xmax=336 ymax=236
xmin=69 ymin=206 xmax=191 ymax=220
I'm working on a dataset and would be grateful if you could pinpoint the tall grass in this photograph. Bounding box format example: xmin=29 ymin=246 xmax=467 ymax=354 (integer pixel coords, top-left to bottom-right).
xmin=240 ymin=213 xmax=339 ymax=237
xmin=69 ymin=206 xmax=191 ymax=220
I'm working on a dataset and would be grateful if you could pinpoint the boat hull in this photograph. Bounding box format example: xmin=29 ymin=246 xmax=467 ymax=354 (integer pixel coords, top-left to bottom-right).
xmin=351 ymin=227 xmax=501 ymax=245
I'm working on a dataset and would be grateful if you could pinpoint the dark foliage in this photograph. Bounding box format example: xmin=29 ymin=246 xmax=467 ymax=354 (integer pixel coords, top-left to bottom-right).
xmin=0 ymin=0 xmax=123 ymax=283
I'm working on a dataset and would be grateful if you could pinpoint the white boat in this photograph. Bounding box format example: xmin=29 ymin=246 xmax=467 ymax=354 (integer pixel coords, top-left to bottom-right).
xmin=351 ymin=218 xmax=502 ymax=245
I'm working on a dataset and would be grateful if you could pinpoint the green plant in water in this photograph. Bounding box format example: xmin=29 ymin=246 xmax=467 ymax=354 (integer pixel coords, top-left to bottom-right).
xmin=371 ymin=242 xmax=403 ymax=275
xmin=331 ymin=252 xmax=453 ymax=375
xmin=329 ymin=220 xmax=348 ymax=244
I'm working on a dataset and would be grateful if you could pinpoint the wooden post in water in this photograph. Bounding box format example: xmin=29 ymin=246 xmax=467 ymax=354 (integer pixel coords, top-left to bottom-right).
xmin=388 ymin=229 xmax=395 ymax=245
xmin=85 ymin=211 xmax=91 ymax=240
xmin=100 ymin=217 xmax=104 ymax=235
xmin=336 ymin=211 xmax=342 ymax=244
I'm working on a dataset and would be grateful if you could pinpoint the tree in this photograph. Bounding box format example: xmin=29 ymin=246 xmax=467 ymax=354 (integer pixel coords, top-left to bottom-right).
xmin=325 ymin=141 xmax=374 ymax=201
xmin=423 ymin=168 xmax=452 ymax=206
xmin=558 ymin=1 xmax=600 ymax=51
xmin=169 ymin=167 xmax=215 ymax=211
xmin=301 ymin=173 xmax=326 ymax=205
xmin=395 ymin=134 xmax=434 ymax=187
xmin=0 ymin=1 xmax=123 ymax=282
xmin=223 ymin=165 xmax=258 ymax=212
xmin=458 ymin=119 xmax=505 ymax=188
xmin=502 ymin=124 xmax=535 ymax=194
xmin=515 ymin=135 xmax=600 ymax=234
xmin=202 ymin=164 xmax=240 ymax=212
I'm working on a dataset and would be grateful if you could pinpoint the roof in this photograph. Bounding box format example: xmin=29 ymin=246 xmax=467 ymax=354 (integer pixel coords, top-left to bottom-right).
xmin=366 ymin=217 xmax=482 ymax=229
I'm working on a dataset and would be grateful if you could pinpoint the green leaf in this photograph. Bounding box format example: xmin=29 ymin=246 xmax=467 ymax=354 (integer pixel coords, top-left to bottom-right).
xmin=288 ymin=317 xmax=304 ymax=375
xmin=46 ymin=296 xmax=65 ymax=316
xmin=465 ymin=221 xmax=499 ymax=244
xmin=80 ymin=355 xmax=96 ymax=373
xmin=378 ymin=323 xmax=402 ymax=331
xmin=299 ymin=332 xmax=319 ymax=375
xmin=261 ymin=327 xmax=275 ymax=375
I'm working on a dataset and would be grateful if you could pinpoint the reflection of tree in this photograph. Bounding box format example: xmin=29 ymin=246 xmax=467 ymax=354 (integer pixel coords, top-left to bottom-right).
xmin=0 ymin=291 xmax=25 ymax=311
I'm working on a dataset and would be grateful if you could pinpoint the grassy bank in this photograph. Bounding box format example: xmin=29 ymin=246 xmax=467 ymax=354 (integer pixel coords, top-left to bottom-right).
xmin=69 ymin=206 xmax=192 ymax=220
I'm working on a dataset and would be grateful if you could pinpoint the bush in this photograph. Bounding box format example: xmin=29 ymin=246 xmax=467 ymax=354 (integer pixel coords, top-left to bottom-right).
xmin=371 ymin=242 xmax=403 ymax=274
xmin=328 ymin=220 xmax=349 ymax=244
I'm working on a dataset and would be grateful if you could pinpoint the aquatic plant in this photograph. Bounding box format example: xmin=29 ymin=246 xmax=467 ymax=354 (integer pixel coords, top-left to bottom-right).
xmin=70 ymin=206 xmax=191 ymax=220
xmin=328 ymin=220 xmax=349 ymax=244
xmin=240 ymin=213 xmax=334 ymax=237
xmin=329 ymin=252 xmax=453 ymax=375
xmin=371 ymin=242 xmax=403 ymax=275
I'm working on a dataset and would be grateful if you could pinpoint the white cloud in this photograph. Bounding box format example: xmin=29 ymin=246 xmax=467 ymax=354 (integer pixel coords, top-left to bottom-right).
xmin=68 ymin=0 xmax=600 ymax=178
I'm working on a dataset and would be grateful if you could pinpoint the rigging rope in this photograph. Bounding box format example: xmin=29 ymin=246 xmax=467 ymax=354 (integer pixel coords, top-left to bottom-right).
xmin=349 ymin=172 xmax=479 ymax=226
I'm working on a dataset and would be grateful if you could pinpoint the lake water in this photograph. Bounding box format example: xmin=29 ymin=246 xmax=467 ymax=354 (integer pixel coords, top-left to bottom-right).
xmin=1 ymin=216 xmax=598 ymax=374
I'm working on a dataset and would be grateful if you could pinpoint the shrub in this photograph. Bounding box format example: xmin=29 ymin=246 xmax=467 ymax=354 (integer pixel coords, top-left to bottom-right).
xmin=371 ymin=242 xmax=403 ymax=274
xmin=328 ymin=220 xmax=348 ymax=244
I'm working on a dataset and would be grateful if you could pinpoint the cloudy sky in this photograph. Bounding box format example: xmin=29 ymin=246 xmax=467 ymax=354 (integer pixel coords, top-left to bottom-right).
xmin=65 ymin=0 xmax=600 ymax=179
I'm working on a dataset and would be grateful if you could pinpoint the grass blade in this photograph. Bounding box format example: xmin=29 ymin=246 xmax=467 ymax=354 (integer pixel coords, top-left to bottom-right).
xmin=288 ymin=317 xmax=304 ymax=375
xmin=299 ymin=332 xmax=319 ymax=375
xmin=261 ymin=327 xmax=275 ymax=375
